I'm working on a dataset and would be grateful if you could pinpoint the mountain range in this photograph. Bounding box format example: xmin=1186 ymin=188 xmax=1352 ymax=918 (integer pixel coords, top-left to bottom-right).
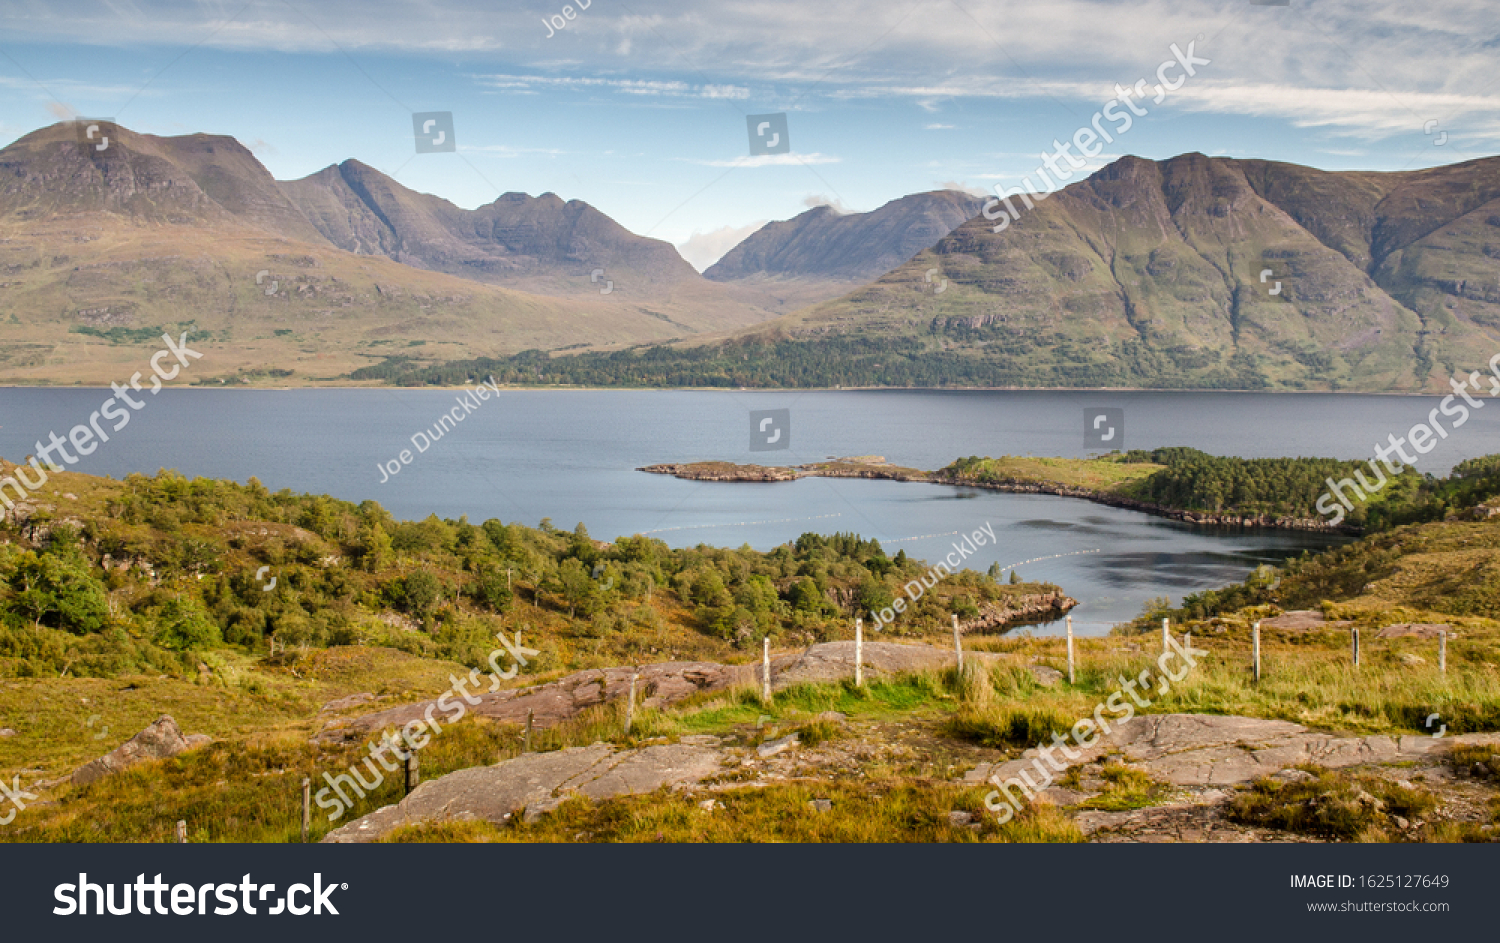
xmin=3 ymin=120 xmax=1497 ymax=391
xmin=0 ymin=122 xmax=975 ymax=384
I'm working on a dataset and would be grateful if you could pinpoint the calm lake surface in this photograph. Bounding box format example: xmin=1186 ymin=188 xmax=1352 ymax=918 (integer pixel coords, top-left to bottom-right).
xmin=5 ymin=388 xmax=1495 ymax=635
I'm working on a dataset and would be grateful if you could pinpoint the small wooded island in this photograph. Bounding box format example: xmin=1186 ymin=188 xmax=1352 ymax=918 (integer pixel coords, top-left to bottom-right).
xmin=638 ymin=448 xmax=1498 ymax=535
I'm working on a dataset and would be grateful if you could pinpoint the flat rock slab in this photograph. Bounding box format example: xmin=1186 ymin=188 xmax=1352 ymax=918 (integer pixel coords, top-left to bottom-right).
xmin=323 ymin=741 xmax=725 ymax=842
xmin=965 ymin=714 xmax=1480 ymax=793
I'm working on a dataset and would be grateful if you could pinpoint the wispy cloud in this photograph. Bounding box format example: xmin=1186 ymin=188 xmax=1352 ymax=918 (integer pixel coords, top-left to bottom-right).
xmin=684 ymin=153 xmax=841 ymax=167
xmin=474 ymin=73 xmax=750 ymax=99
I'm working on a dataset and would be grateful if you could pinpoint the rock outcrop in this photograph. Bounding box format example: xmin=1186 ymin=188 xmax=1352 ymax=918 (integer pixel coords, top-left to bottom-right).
xmin=322 ymin=738 xmax=726 ymax=842
xmin=965 ymin=713 xmax=1500 ymax=792
xmin=321 ymin=660 xmax=754 ymax=743
xmin=71 ymin=715 xmax=211 ymax=786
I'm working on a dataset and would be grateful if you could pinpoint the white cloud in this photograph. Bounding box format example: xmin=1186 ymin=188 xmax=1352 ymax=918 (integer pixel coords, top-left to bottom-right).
xmin=924 ymin=123 xmax=955 ymax=129
xmin=684 ymin=153 xmax=841 ymax=167
xmin=677 ymin=221 xmax=766 ymax=271
xmin=935 ymin=180 xmax=988 ymax=197
xmin=474 ymin=74 xmax=750 ymax=99
xmin=802 ymin=194 xmax=852 ymax=213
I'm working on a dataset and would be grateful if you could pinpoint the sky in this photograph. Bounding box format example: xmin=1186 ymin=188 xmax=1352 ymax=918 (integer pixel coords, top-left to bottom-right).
xmin=1 ymin=0 xmax=1497 ymax=269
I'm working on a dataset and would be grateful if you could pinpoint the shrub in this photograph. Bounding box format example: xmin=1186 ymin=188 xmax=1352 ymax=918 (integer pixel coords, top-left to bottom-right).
xmin=153 ymin=598 xmax=223 ymax=651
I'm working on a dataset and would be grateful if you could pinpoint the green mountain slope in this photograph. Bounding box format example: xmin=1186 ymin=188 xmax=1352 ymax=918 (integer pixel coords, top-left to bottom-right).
xmin=744 ymin=153 xmax=1500 ymax=391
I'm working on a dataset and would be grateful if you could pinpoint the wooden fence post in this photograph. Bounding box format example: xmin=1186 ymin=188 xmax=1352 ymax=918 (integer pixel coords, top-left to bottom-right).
xmin=1066 ymin=614 xmax=1075 ymax=685
xmin=1252 ymin=621 xmax=1261 ymax=684
xmin=176 ymin=820 xmax=187 ymax=843
xmin=301 ymin=777 xmax=310 ymax=843
xmin=1162 ymin=617 xmax=1169 ymax=655
xmin=405 ymin=749 xmax=420 ymax=794
xmin=1352 ymin=628 xmax=1360 ymax=668
xmin=854 ymin=618 xmax=863 ymax=687
xmin=952 ymin=614 xmax=963 ymax=673
xmin=523 ymin=708 xmax=534 ymax=753
xmin=625 ymin=669 xmax=638 ymax=735
xmin=1439 ymin=629 xmax=1447 ymax=675
xmin=762 ymin=636 xmax=772 ymax=704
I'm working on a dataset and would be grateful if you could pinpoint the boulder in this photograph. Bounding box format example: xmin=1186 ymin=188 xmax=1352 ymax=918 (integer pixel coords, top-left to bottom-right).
xmin=72 ymin=715 xmax=209 ymax=786
xmin=1028 ymin=665 xmax=1064 ymax=687
xmin=757 ymin=734 xmax=799 ymax=758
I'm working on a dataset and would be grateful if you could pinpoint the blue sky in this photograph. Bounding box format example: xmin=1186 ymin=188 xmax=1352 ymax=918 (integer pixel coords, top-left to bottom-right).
xmin=1 ymin=0 xmax=1497 ymax=268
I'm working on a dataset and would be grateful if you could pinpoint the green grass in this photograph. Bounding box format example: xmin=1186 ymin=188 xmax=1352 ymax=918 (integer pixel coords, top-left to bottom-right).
xmin=1228 ymin=766 xmax=1438 ymax=842
xmin=1075 ymin=762 xmax=1171 ymax=811
xmin=939 ymin=455 xmax=1162 ymax=493
xmin=1449 ymin=744 xmax=1500 ymax=781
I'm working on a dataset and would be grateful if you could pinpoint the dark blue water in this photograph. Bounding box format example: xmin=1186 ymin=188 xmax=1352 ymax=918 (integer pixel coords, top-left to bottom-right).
xmin=4 ymin=388 xmax=1491 ymax=633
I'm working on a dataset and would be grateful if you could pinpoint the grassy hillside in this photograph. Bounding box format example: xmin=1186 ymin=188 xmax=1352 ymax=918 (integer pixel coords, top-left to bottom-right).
xmin=2 ymin=458 xmax=1499 ymax=843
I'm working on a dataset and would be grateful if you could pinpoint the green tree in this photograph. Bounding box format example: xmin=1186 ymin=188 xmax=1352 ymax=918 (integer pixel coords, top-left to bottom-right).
xmin=556 ymin=558 xmax=595 ymax=617
xmin=856 ymin=576 xmax=895 ymax=615
xmin=359 ymin=523 xmax=393 ymax=572
xmin=154 ymin=597 xmax=223 ymax=650
xmin=788 ymin=577 xmax=830 ymax=615
xmin=470 ymin=566 xmax=513 ymax=612
xmin=4 ymin=551 xmax=110 ymax=634
xmin=392 ymin=570 xmax=442 ymax=618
